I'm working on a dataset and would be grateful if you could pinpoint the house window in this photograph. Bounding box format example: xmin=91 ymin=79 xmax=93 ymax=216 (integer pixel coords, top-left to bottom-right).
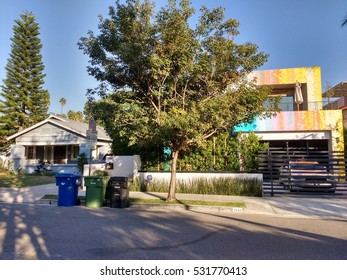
xmin=54 ymin=146 xmax=67 ymax=164
xmin=25 ymin=146 xmax=45 ymax=161
xmin=71 ymin=145 xmax=80 ymax=159
xmin=36 ymin=146 xmax=44 ymax=162
xmin=278 ymin=96 xmax=294 ymax=111
xmin=26 ymin=146 xmax=34 ymax=159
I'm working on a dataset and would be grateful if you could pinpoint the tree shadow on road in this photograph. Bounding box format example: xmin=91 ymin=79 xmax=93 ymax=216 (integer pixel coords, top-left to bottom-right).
xmin=1 ymin=203 xmax=347 ymax=260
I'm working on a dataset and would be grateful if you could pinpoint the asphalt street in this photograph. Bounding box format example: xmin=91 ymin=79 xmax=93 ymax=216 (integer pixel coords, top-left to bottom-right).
xmin=0 ymin=184 xmax=347 ymax=260
xmin=1 ymin=201 xmax=347 ymax=260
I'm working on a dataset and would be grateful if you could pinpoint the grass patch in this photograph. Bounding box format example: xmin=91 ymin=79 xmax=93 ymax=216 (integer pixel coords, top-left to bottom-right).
xmin=41 ymin=194 xmax=85 ymax=200
xmin=41 ymin=194 xmax=58 ymax=199
xmin=40 ymin=194 xmax=245 ymax=208
xmin=0 ymin=173 xmax=56 ymax=188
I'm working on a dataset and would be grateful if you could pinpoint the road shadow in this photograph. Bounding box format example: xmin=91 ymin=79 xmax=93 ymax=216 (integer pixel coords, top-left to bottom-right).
xmin=0 ymin=203 xmax=347 ymax=260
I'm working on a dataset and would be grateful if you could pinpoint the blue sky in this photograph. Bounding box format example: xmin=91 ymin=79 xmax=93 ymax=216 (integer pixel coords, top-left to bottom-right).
xmin=1 ymin=0 xmax=346 ymax=114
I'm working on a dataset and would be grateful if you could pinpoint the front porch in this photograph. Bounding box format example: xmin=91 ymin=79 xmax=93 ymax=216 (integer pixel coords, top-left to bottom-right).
xmin=25 ymin=144 xmax=80 ymax=165
xmin=6 ymin=115 xmax=113 ymax=174
xmin=24 ymin=162 xmax=79 ymax=175
xmin=14 ymin=143 xmax=109 ymax=174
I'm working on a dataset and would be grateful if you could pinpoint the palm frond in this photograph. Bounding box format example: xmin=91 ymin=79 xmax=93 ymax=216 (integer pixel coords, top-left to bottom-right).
xmin=342 ymin=14 xmax=347 ymax=27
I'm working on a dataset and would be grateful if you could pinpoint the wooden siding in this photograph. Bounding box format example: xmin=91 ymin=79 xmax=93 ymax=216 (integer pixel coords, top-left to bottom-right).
xmin=15 ymin=123 xmax=85 ymax=145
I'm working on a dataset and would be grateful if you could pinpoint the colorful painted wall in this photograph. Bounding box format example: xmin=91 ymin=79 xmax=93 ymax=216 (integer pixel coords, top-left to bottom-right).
xmin=234 ymin=110 xmax=344 ymax=151
xmin=236 ymin=66 xmax=345 ymax=151
xmin=248 ymin=66 xmax=322 ymax=108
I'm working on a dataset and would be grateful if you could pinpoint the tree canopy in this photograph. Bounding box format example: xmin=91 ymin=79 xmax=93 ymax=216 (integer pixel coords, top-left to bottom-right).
xmin=0 ymin=11 xmax=50 ymax=145
xmin=79 ymin=0 xmax=279 ymax=201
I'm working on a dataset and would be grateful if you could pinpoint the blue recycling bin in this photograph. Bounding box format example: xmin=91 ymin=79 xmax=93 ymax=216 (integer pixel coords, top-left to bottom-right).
xmin=55 ymin=174 xmax=82 ymax=206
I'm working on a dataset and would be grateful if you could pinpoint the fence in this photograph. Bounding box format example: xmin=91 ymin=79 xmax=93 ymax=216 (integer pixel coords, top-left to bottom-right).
xmin=258 ymin=150 xmax=347 ymax=196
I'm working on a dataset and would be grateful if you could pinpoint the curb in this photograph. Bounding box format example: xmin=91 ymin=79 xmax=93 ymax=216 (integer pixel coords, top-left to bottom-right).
xmin=129 ymin=202 xmax=245 ymax=213
xmin=36 ymin=199 xmax=245 ymax=213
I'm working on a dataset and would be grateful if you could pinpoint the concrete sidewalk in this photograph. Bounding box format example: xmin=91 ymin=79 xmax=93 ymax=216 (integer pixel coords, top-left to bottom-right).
xmin=0 ymin=183 xmax=346 ymax=219
xmin=129 ymin=190 xmax=347 ymax=219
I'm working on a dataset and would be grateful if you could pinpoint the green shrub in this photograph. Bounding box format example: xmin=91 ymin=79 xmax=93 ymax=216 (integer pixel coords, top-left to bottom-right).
xmin=77 ymin=152 xmax=88 ymax=174
xmin=92 ymin=170 xmax=109 ymax=176
xmin=178 ymin=132 xmax=268 ymax=172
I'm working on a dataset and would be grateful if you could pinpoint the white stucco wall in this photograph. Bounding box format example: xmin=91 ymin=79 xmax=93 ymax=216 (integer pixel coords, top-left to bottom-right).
xmin=83 ymin=155 xmax=141 ymax=178
xmin=139 ymin=171 xmax=263 ymax=185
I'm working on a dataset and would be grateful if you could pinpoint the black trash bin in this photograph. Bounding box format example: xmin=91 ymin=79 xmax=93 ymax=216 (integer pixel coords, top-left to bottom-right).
xmin=106 ymin=177 xmax=130 ymax=208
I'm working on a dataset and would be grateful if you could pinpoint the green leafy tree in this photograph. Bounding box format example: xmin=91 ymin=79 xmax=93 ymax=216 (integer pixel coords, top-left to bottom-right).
xmin=0 ymin=11 xmax=50 ymax=144
xmin=79 ymin=0 xmax=279 ymax=201
xmin=67 ymin=110 xmax=84 ymax=122
xmin=178 ymin=131 xmax=267 ymax=172
xmin=236 ymin=132 xmax=268 ymax=171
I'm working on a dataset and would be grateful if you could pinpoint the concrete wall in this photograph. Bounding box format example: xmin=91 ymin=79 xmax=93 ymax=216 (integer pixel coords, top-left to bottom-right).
xmin=139 ymin=171 xmax=263 ymax=185
xmin=83 ymin=155 xmax=141 ymax=178
xmin=83 ymin=163 xmax=106 ymax=176
xmin=82 ymin=155 xmax=262 ymax=185
xmin=107 ymin=155 xmax=141 ymax=177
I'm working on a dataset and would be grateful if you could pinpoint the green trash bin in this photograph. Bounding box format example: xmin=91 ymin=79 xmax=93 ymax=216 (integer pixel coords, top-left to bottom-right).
xmin=84 ymin=176 xmax=110 ymax=208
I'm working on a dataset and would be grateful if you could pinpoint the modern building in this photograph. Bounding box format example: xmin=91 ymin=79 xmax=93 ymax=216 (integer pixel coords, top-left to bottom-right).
xmin=235 ymin=66 xmax=344 ymax=152
xmin=323 ymin=81 xmax=347 ymax=128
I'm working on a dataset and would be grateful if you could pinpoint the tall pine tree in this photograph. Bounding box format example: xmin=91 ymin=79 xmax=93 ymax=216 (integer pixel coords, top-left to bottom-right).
xmin=0 ymin=11 xmax=50 ymax=146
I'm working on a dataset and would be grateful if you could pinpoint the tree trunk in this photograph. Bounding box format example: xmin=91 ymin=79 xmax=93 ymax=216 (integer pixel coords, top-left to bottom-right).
xmin=166 ymin=149 xmax=179 ymax=202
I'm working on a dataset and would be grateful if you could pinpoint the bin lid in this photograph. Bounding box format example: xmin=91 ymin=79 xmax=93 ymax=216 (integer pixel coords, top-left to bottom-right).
xmin=84 ymin=176 xmax=110 ymax=179
xmin=55 ymin=173 xmax=81 ymax=178
xmin=110 ymin=176 xmax=128 ymax=181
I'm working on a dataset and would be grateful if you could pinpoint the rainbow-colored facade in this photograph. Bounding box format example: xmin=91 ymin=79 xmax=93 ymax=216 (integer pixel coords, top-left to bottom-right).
xmin=235 ymin=66 xmax=344 ymax=152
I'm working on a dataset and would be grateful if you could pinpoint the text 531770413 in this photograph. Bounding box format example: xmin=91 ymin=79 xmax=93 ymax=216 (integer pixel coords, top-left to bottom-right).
xmin=193 ymin=267 xmax=247 ymax=276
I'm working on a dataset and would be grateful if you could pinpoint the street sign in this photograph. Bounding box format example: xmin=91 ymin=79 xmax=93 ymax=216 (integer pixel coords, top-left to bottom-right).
xmin=86 ymin=118 xmax=98 ymax=150
xmin=86 ymin=131 xmax=97 ymax=150
xmin=146 ymin=174 xmax=153 ymax=181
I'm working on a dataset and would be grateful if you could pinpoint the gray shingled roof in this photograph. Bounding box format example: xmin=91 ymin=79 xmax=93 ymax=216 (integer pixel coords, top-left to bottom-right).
xmin=7 ymin=114 xmax=111 ymax=142
xmin=50 ymin=115 xmax=111 ymax=140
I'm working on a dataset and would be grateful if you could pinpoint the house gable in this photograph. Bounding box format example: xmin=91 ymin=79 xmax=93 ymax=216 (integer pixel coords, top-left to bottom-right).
xmin=15 ymin=122 xmax=86 ymax=146
xmin=7 ymin=114 xmax=111 ymax=144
